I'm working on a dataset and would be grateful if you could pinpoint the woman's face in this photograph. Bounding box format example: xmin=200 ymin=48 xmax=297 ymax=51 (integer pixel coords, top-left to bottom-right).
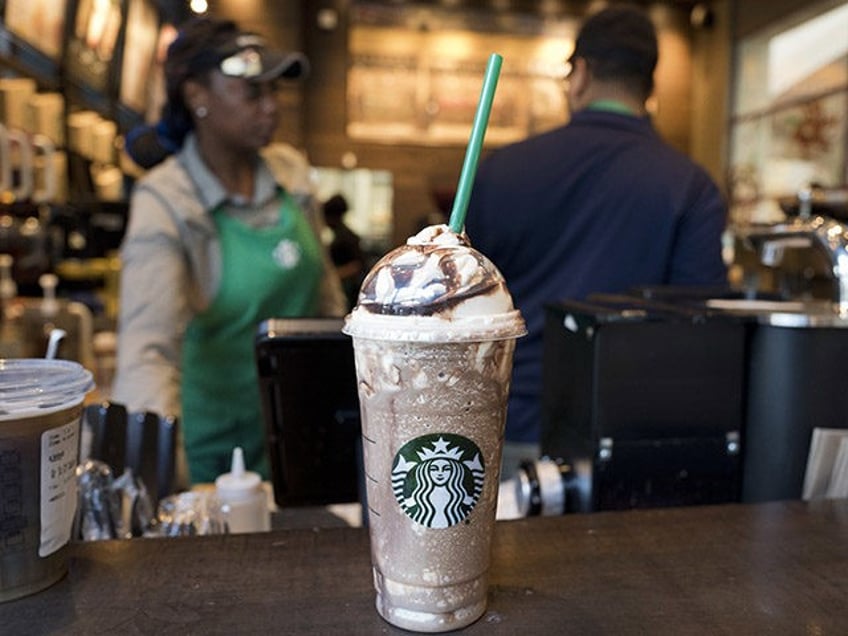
xmin=190 ymin=71 xmax=281 ymax=153
xmin=428 ymin=459 xmax=452 ymax=486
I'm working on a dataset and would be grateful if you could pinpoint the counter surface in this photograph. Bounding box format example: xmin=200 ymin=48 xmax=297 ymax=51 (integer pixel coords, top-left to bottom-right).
xmin=4 ymin=500 xmax=848 ymax=634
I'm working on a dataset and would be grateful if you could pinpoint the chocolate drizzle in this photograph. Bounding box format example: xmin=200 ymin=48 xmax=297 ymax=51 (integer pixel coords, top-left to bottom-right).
xmin=357 ymin=241 xmax=508 ymax=317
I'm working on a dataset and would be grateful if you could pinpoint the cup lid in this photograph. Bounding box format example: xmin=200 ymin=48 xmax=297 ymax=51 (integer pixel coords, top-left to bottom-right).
xmin=0 ymin=359 xmax=94 ymax=419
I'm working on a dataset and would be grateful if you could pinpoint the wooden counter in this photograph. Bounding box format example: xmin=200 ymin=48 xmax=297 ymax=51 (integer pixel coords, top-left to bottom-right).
xmin=4 ymin=500 xmax=848 ymax=634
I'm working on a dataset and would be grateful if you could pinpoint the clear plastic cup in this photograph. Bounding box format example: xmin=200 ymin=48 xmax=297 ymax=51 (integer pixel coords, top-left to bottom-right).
xmin=344 ymin=225 xmax=525 ymax=631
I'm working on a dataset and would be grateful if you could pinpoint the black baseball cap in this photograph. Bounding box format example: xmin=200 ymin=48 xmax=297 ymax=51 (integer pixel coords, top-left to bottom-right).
xmin=568 ymin=6 xmax=658 ymax=79
xmin=166 ymin=18 xmax=309 ymax=89
xmin=129 ymin=19 xmax=310 ymax=170
xmin=200 ymin=33 xmax=309 ymax=82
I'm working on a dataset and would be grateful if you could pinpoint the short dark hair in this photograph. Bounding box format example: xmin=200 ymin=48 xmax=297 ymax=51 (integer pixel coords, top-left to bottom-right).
xmin=570 ymin=5 xmax=658 ymax=100
xmin=323 ymin=194 xmax=349 ymax=219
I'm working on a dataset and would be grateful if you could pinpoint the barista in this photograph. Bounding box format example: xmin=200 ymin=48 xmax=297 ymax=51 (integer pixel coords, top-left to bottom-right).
xmin=113 ymin=18 xmax=346 ymax=484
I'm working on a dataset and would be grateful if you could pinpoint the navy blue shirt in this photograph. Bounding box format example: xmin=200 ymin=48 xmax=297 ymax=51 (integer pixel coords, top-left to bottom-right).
xmin=466 ymin=109 xmax=728 ymax=443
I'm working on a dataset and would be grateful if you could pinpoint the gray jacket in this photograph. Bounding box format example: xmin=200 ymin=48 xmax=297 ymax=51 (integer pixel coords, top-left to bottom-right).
xmin=112 ymin=136 xmax=346 ymax=417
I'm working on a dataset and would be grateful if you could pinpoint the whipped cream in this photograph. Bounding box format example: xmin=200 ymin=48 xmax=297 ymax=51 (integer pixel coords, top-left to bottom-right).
xmin=344 ymin=225 xmax=526 ymax=342
xmin=357 ymin=224 xmax=513 ymax=317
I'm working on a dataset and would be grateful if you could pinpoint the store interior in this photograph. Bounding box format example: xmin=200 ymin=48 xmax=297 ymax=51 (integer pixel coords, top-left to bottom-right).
xmin=0 ymin=0 xmax=846 ymax=375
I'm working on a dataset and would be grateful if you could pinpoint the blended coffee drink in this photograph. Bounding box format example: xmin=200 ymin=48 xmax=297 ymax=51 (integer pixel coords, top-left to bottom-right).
xmin=344 ymin=224 xmax=525 ymax=632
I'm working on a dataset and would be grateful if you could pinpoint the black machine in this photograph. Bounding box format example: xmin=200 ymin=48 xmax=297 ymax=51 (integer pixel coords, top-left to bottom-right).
xmin=541 ymin=295 xmax=746 ymax=512
xmin=741 ymin=315 xmax=848 ymax=502
xmin=255 ymin=318 xmax=363 ymax=509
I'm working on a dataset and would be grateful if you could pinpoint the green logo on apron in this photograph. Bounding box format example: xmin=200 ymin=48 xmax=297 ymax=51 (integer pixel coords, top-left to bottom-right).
xmin=391 ymin=433 xmax=485 ymax=528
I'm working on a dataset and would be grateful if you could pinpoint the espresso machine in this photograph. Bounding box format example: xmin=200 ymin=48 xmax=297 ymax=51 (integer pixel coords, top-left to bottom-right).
xmin=538 ymin=188 xmax=848 ymax=510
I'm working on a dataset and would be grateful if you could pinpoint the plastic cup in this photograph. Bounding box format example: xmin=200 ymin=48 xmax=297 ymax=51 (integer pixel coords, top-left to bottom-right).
xmin=0 ymin=359 xmax=93 ymax=602
xmin=344 ymin=226 xmax=525 ymax=632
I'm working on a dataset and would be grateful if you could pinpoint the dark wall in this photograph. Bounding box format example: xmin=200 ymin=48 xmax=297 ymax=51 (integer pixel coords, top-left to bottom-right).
xmin=732 ymin=0 xmax=831 ymax=38
xmin=690 ymin=0 xmax=732 ymax=188
xmin=302 ymin=0 xmax=468 ymax=247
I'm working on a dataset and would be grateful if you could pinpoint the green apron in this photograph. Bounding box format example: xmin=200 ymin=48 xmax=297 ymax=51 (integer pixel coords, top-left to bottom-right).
xmin=182 ymin=192 xmax=323 ymax=484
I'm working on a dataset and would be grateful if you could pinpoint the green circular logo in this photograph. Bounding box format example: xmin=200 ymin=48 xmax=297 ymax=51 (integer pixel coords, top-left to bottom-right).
xmin=391 ymin=433 xmax=485 ymax=528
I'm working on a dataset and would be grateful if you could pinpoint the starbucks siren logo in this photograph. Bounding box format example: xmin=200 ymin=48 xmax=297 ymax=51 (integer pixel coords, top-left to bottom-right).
xmin=391 ymin=433 xmax=485 ymax=528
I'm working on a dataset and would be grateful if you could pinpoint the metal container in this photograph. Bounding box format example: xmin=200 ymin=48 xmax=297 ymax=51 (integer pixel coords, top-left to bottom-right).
xmin=736 ymin=305 xmax=848 ymax=502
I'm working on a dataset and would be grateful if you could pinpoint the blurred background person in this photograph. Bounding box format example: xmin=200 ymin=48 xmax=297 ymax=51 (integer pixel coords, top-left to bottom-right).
xmin=113 ymin=17 xmax=346 ymax=484
xmin=323 ymin=193 xmax=365 ymax=310
xmin=466 ymin=4 xmax=728 ymax=478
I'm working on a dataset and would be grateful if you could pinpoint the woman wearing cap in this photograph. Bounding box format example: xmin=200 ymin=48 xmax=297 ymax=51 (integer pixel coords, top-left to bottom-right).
xmin=113 ymin=18 xmax=346 ymax=485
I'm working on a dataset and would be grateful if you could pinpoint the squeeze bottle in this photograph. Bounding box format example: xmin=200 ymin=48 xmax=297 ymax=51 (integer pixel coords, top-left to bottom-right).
xmin=215 ymin=447 xmax=270 ymax=533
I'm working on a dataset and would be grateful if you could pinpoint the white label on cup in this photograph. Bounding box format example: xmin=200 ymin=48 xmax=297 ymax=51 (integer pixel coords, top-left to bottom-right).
xmin=39 ymin=419 xmax=79 ymax=557
xmin=391 ymin=433 xmax=485 ymax=529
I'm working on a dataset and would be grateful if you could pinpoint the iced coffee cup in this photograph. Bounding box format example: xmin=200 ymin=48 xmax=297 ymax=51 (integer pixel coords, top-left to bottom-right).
xmin=344 ymin=224 xmax=525 ymax=632
xmin=0 ymin=359 xmax=93 ymax=602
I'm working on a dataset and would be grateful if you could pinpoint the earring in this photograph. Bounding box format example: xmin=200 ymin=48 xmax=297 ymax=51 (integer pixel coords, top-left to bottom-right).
xmin=195 ymin=105 xmax=208 ymax=118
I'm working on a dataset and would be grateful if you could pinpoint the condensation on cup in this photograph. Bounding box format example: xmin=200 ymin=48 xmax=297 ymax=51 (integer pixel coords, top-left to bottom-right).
xmin=0 ymin=359 xmax=93 ymax=602
xmin=344 ymin=224 xmax=526 ymax=632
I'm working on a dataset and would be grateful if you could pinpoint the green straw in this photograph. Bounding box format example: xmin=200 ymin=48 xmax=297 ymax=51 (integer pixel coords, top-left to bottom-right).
xmin=448 ymin=53 xmax=503 ymax=234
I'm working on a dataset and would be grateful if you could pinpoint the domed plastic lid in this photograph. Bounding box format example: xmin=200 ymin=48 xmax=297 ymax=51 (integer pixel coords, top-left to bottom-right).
xmin=0 ymin=359 xmax=94 ymax=419
xmin=344 ymin=224 xmax=526 ymax=343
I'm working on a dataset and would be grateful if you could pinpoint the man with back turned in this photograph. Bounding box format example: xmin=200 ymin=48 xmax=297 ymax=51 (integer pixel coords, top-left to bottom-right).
xmin=465 ymin=4 xmax=728 ymax=476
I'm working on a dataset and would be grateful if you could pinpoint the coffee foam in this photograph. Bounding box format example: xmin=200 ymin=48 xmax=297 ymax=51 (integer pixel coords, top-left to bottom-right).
xmin=344 ymin=225 xmax=526 ymax=342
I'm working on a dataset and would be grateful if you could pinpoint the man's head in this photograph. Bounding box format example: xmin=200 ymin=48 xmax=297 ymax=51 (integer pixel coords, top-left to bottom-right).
xmin=566 ymin=5 xmax=658 ymax=113
xmin=323 ymin=194 xmax=349 ymax=228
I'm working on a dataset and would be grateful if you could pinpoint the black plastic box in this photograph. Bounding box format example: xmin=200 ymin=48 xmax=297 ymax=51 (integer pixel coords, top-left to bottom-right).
xmin=541 ymin=296 xmax=746 ymax=511
xmin=255 ymin=318 xmax=363 ymax=509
